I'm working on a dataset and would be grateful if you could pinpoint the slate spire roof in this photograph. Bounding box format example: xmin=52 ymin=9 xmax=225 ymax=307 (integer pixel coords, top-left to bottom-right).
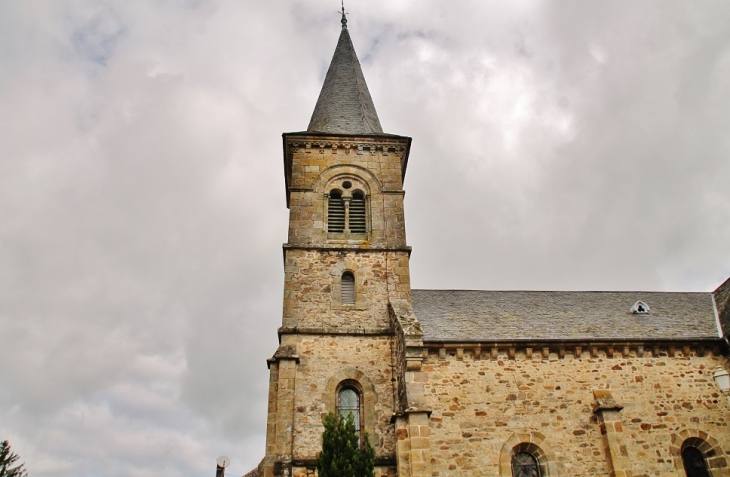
xmin=307 ymin=10 xmax=384 ymax=135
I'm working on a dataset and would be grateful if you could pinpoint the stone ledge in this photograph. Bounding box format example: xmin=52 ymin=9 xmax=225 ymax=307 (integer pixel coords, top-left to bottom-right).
xmin=424 ymin=340 xmax=723 ymax=361
xmin=278 ymin=326 xmax=393 ymax=338
xmin=266 ymin=345 xmax=300 ymax=368
xmin=283 ymin=243 xmax=412 ymax=253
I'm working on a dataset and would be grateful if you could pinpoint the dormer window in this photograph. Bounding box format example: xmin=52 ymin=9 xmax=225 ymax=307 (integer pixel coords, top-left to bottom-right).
xmin=631 ymin=301 xmax=650 ymax=315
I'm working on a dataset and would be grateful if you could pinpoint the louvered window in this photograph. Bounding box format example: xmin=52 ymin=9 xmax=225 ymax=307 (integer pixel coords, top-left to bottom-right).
xmin=328 ymin=191 xmax=345 ymax=233
xmin=341 ymin=272 xmax=355 ymax=304
xmin=349 ymin=191 xmax=367 ymax=234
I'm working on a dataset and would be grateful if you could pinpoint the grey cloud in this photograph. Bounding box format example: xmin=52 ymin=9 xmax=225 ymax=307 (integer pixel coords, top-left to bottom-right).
xmin=0 ymin=1 xmax=728 ymax=476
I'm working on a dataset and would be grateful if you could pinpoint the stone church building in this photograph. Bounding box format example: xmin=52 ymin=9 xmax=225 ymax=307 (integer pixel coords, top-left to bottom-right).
xmin=251 ymin=14 xmax=730 ymax=477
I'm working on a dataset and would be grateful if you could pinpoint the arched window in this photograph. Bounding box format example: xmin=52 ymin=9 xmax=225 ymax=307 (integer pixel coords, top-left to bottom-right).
xmin=512 ymin=451 xmax=541 ymax=477
xmin=337 ymin=385 xmax=362 ymax=442
xmin=682 ymin=445 xmax=711 ymax=477
xmin=507 ymin=443 xmax=547 ymax=477
xmin=341 ymin=272 xmax=355 ymax=304
xmin=349 ymin=190 xmax=367 ymax=234
xmin=328 ymin=190 xmax=345 ymax=233
xmin=326 ymin=181 xmax=368 ymax=237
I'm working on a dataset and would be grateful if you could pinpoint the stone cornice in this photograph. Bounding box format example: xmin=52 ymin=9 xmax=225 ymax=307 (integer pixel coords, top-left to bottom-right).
xmin=282 ymin=132 xmax=412 ymax=207
xmin=424 ymin=339 xmax=725 ymax=361
xmin=286 ymin=139 xmax=408 ymax=157
xmin=278 ymin=326 xmax=393 ymax=341
xmin=287 ymin=187 xmax=405 ymax=195
xmin=283 ymin=244 xmax=412 ymax=254
xmin=423 ymin=337 xmax=723 ymax=347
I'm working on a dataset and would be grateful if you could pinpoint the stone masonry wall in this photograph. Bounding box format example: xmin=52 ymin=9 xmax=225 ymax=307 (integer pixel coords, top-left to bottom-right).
xmin=285 ymin=136 xmax=409 ymax=248
xmin=278 ymin=333 xmax=397 ymax=463
xmin=269 ymin=133 xmax=412 ymax=477
xmin=422 ymin=347 xmax=730 ymax=477
xmin=282 ymin=249 xmax=411 ymax=331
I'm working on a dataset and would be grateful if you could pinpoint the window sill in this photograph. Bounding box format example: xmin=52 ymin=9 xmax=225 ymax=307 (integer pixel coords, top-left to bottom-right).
xmin=327 ymin=233 xmax=369 ymax=243
xmin=332 ymin=303 xmax=368 ymax=311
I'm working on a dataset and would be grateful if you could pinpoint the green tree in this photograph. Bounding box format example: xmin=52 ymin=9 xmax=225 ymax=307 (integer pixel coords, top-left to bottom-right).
xmin=0 ymin=440 xmax=28 ymax=477
xmin=317 ymin=412 xmax=374 ymax=477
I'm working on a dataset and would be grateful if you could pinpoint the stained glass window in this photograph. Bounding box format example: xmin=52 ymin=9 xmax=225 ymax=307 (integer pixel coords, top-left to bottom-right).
xmin=512 ymin=451 xmax=540 ymax=477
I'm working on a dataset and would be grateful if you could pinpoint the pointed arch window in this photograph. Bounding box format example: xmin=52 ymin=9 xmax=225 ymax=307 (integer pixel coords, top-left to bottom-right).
xmin=341 ymin=271 xmax=355 ymax=304
xmin=682 ymin=445 xmax=711 ymax=477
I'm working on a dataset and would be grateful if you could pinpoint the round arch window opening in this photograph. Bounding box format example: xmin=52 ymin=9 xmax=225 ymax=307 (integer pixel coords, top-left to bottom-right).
xmin=512 ymin=451 xmax=541 ymax=477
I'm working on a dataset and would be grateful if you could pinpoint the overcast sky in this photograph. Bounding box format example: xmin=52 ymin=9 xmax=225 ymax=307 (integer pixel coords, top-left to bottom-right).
xmin=1 ymin=1 xmax=729 ymax=476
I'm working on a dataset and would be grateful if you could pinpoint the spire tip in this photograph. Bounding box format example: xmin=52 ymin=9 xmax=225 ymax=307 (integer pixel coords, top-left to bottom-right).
xmin=340 ymin=1 xmax=347 ymax=29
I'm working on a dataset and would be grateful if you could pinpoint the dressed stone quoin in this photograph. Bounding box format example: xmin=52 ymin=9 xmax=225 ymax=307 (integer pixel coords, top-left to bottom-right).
xmin=247 ymin=12 xmax=730 ymax=477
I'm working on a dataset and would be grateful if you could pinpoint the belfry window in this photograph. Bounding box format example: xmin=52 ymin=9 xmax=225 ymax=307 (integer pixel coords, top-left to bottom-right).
xmin=682 ymin=445 xmax=711 ymax=477
xmin=337 ymin=386 xmax=362 ymax=439
xmin=349 ymin=191 xmax=366 ymax=234
xmin=326 ymin=183 xmax=367 ymax=236
xmin=341 ymin=271 xmax=355 ymax=304
xmin=328 ymin=190 xmax=345 ymax=233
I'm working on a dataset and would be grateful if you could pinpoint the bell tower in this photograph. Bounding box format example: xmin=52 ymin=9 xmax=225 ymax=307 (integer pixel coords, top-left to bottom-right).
xmin=262 ymin=11 xmax=416 ymax=477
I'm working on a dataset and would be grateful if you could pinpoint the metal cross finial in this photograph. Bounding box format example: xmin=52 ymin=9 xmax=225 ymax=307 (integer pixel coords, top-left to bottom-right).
xmin=339 ymin=0 xmax=348 ymax=29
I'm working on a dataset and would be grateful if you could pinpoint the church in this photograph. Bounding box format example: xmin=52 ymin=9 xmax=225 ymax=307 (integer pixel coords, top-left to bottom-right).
xmin=250 ymin=12 xmax=730 ymax=477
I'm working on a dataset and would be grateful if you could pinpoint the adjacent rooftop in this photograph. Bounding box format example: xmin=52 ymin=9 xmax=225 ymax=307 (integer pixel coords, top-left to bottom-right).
xmin=412 ymin=289 xmax=721 ymax=342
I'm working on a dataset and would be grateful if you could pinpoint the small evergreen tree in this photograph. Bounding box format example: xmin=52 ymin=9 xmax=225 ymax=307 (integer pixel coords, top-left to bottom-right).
xmin=317 ymin=412 xmax=374 ymax=477
xmin=0 ymin=440 xmax=28 ymax=477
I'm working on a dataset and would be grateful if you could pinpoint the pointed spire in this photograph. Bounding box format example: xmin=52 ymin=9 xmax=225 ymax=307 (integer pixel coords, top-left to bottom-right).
xmin=307 ymin=9 xmax=384 ymax=135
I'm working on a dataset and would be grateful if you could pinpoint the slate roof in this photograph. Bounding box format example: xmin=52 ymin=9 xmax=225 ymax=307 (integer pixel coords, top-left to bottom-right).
xmin=307 ymin=17 xmax=384 ymax=135
xmin=411 ymin=289 xmax=720 ymax=342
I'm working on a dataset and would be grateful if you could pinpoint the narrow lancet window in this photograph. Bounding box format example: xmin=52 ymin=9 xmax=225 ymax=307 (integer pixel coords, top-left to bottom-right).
xmin=341 ymin=272 xmax=355 ymax=304
xmin=337 ymin=387 xmax=361 ymax=436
